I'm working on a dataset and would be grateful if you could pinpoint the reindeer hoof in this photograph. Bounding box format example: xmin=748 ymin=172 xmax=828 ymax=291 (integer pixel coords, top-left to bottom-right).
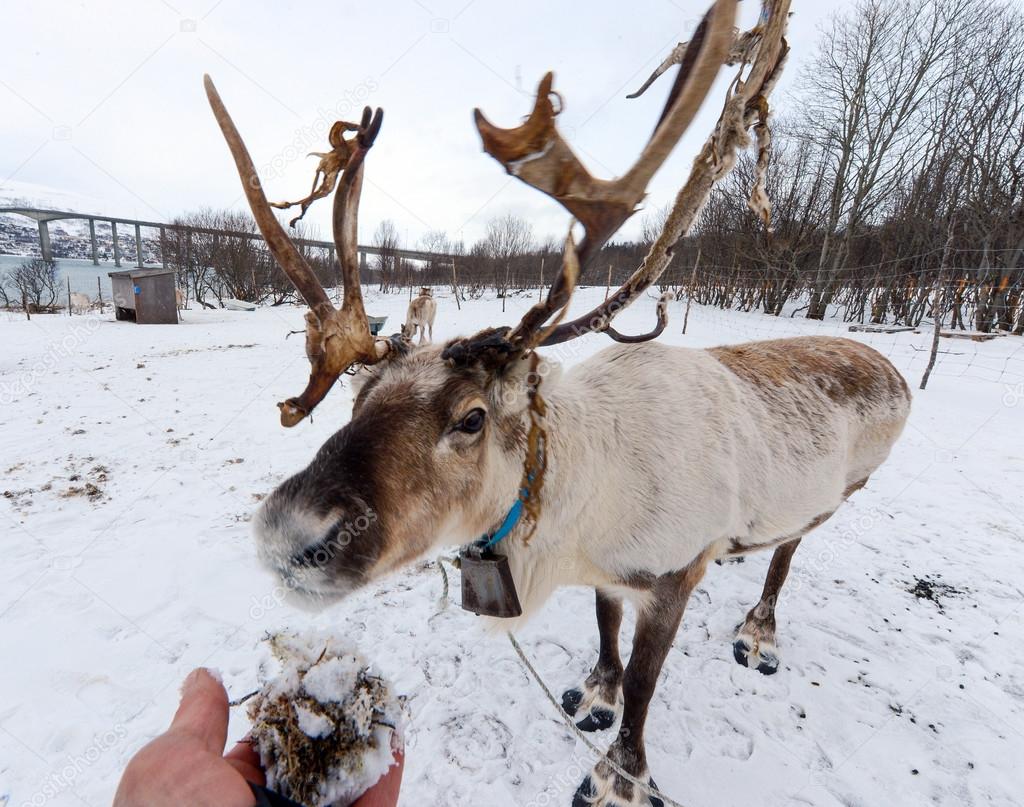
xmin=577 ymin=706 xmax=617 ymax=732
xmin=733 ymin=636 xmax=780 ymax=675
xmin=562 ymin=687 xmax=584 ymax=716
xmin=756 ymin=652 xmax=780 ymax=675
xmin=565 ymin=680 xmax=618 ymax=733
xmin=572 ymin=775 xmax=597 ymax=807
xmin=571 ymin=774 xmax=665 ymax=807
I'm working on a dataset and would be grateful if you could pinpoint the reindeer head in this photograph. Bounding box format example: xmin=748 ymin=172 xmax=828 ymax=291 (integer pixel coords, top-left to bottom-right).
xmin=252 ymin=344 xmax=553 ymax=602
xmin=205 ymin=0 xmax=790 ymax=605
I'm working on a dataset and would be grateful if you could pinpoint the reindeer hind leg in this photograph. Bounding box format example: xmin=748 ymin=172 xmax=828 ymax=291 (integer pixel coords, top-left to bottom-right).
xmin=733 ymin=538 xmax=803 ymax=675
xmin=734 ymin=477 xmax=870 ymax=675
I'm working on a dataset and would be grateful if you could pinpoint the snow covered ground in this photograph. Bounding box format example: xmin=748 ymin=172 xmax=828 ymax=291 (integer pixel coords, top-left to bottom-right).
xmin=1 ymin=288 xmax=1022 ymax=807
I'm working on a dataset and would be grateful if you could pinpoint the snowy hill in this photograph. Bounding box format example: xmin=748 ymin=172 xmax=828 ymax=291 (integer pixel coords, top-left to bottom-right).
xmin=0 ymin=179 xmax=108 ymax=216
xmin=0 ymin=180 xmax=160 ymax=262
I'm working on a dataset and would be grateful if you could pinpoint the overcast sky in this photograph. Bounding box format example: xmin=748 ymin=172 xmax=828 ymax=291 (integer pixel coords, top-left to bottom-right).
xmin=2 ymin=0 xmax=847 ymax=248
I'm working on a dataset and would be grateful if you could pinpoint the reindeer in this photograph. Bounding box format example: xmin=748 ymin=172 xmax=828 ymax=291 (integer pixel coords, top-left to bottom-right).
xmin=206 ymin=2 xmax=910 ymax=804
xmin=402 ymin=287 xmax=437 ymax=345
xmin=68 ymin=292 xmax=92 ymax=314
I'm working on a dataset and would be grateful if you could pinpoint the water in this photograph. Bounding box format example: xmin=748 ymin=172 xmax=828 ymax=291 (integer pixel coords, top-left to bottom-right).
xmin=0 ymin=254 xmax=164 ymax=301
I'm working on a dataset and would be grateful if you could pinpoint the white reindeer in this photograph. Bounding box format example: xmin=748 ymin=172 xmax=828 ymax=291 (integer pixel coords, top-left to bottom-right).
xmin=207 ymin=4 xmax=908 ymax=803
xmin=402 ymin=288 xmax=436 ymax=345
xmin=68 ymin=292 xmax=92 ymax=314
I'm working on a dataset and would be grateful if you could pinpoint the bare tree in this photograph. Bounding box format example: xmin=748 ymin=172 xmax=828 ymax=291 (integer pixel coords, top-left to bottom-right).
xmin=801 ymin=0 xmax=983 ymax=318
xmin=373 ymin=219 xmax=401 ymax=293
xmin=483 ymin=213 xmax=534 ymax=310
xmin=4 ymin=258 xmax=60 ymax=312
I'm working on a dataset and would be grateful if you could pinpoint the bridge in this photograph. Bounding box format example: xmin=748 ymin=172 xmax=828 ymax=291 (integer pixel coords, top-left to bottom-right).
xmin=0 ymin=206 xmax=449 ymax=271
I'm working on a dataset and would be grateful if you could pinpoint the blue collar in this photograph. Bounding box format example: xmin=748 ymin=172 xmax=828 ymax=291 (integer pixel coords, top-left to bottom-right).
xmin=475 ymin=483 xmax=530 ymax=550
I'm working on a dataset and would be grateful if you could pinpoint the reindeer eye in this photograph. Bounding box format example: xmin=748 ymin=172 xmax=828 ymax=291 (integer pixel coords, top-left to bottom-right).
xmin=456 ymin=408 xmax=486 ymax=434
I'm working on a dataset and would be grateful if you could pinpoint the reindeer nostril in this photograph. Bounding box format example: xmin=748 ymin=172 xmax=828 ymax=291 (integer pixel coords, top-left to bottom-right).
xmin=291 ymin=539 xmax=334 ymax=570
xmin=288 ymin=518 xmax=350 ymax=569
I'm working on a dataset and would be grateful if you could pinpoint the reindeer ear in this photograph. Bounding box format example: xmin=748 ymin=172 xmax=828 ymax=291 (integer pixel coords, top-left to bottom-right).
xmin=349 ymin=336 xmax=407 ymax=403
xmin=348 ymin=364 xmax=377 ymax=399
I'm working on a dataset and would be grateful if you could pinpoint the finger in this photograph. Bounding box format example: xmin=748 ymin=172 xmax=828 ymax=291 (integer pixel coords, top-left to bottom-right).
xmin=351 ymin=749 xmax=404 ymax=807
xmin=167 ymin=668 xmax=230 ymax=754
xmin=225 ymin=740 xmax=266 ymax=786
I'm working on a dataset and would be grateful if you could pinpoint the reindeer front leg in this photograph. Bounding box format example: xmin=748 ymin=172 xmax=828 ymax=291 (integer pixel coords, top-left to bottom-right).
xmin=563 ymin=590 xmax=624 ymax=731
xmin=574 ymin=554 xmax=710 ymax=807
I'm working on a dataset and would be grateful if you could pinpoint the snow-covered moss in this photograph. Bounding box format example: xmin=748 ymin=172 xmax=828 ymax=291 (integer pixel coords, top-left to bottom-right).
xmin=247 ymin=630 xmax=405 ymax=807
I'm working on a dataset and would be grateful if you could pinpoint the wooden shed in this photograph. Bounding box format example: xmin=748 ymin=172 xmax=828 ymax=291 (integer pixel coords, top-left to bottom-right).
xmin=108 ymin=268 xmax=178 ymax=324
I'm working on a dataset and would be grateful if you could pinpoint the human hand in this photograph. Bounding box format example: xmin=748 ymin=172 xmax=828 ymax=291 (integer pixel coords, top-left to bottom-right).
xmin=113 ymin=668 xmax=264 ymax=807
xmin=114 ymin=668 xmax=403 ymax=807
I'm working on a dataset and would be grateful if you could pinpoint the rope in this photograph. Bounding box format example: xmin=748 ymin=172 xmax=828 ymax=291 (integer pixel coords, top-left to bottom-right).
xmin=506 ymin=632 xmax=685 ymax=807
xmin=430 ymin=560 xmax=682 ymax=804
xmin=433 ymin=554 xmax=460 ymax=611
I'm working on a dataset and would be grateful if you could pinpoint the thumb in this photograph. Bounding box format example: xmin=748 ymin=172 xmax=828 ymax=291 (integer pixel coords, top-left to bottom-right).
xmin=167 ymin=668 xmax=230 ymax=754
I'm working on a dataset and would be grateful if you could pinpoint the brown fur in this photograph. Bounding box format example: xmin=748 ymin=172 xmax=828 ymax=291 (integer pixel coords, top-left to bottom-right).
xmin=739 ymin=537 xmax=802 ymax=648
xmin=709 ymin=336 xmax=909 ymax=408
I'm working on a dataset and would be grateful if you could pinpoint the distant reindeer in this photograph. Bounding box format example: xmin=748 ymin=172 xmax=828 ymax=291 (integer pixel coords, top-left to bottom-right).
xmin=402 ymin=287 xmax=436 ymax=345
xmin=175 ymin=287 xmax=185 ymax=311
xmin=207 ymin=3 xmax=910 ymax=804
xmin=68 ymin=292 xmax=92 ymax=314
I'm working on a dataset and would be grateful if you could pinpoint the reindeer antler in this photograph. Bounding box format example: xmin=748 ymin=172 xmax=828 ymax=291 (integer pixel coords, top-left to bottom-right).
xmin=543 ymin=0 xmax=790 ymax=346
xmin=446 ymin=0 xmax=790 ymax=362
xmin=468 ymin=0 xmax=735 ymax=354
xmin=270 ymin=120 xmax=363 ymax=227
xmin=204 ymin=76 xmax=394 ymax=426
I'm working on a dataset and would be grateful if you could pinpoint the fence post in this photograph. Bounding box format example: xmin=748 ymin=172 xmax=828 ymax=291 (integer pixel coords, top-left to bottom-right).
xmin=683 ymin=249 xmax=700 ymax=334
xmin=451 ymin=257 xmax=461 ymax=311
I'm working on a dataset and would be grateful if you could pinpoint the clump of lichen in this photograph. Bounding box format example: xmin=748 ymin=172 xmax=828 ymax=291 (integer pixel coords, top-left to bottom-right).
xmin=247 ymin=630 xmax=404 ymax=807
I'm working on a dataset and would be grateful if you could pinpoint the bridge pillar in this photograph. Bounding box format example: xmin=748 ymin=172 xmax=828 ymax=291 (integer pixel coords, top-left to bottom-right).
xmin=135 ymin=223 xmax=144 ymax=267
xmin=111 ymin=221 xmax=122 ymax=267
xmin=37 ymin=220 xmax=53 ymax=262
xmin=359 ymin=249 xmax=367 ymax=274
xmin=159 ymin=226 xmax=167 ymax=268
xmin=88 ymin=219 xmax=99 ymax=265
